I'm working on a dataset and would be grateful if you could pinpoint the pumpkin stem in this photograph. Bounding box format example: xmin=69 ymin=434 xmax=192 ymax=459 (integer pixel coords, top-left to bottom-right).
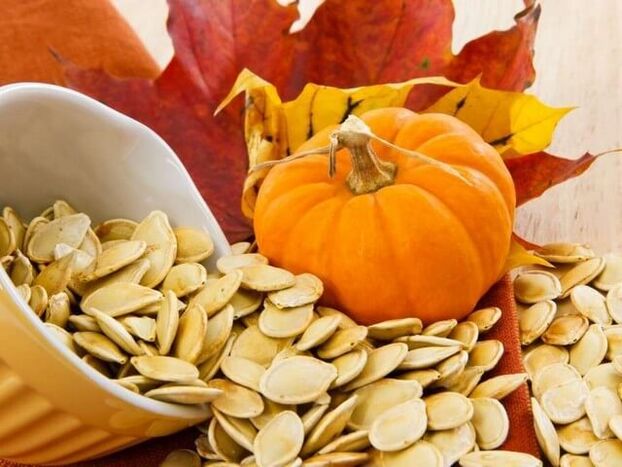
xmin=249 ymin=115 xmax=468 ymax=193
xmin=335 ymin=115 xmax=469 ymax=194
xmin=331 ymin=117 xmax=396 ymax=194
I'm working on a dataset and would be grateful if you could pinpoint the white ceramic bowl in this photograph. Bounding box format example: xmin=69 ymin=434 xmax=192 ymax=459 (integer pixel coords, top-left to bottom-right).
xmin=0 ymin=83 xmax=231 ymax=465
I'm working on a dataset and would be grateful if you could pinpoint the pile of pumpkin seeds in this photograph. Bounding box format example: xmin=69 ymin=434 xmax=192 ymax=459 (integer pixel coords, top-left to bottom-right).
xmin=515 ymin=243 xmax=622 ymax=467
xmin=0 ymin=201 xmax=541 ymax=467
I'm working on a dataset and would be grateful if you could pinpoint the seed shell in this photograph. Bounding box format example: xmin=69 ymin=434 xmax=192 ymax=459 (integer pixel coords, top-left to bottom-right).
xmin=342 ymin=343 xmax=408 ymax=391
xmin=470 ymin=397 xmax=509 ymax=450
xmin=131 ymin=355 xmax=199 ymax=383
xmin=254 ymin=411 xmax=304 ymax=467
xmin=131 ymin=210 xmax=177 ymax=287
xmin=514 ymin=271 xmax=562 ymax=304
xmin=369 ymin=398 xmax=427 ymax=452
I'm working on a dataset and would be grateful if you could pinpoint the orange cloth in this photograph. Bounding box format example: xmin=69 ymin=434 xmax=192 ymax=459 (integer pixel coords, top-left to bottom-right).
xmin=1 ymin=275 xmax=540 ymax=466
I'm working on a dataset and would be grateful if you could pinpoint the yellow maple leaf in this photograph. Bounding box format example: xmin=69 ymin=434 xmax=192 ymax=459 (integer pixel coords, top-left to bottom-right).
xmin=216 ymin=68 xmax=457 ymax=217
xmin=424 ymin=79 xmax=573 ymax=155
xmin=505 ymin=236 xmax=553 ymax=272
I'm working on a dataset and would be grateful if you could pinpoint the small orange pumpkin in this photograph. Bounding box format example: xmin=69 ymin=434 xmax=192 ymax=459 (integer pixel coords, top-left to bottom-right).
xmin=254 ymin=108 xmax=515 ymax=324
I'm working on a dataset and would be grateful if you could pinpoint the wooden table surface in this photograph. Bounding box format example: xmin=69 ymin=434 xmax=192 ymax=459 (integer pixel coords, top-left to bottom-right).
xmin=114 ymin=0 xmax=622 ymax=253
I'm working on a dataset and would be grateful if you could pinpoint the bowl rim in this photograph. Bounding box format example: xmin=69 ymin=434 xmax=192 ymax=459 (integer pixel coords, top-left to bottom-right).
xmin=0 ymin=82 xmax=224 ymax=421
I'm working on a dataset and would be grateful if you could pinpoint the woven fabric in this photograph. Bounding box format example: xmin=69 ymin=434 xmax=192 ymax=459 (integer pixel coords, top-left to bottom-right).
xmin=1 ymin=275 xmax=540 ymax=466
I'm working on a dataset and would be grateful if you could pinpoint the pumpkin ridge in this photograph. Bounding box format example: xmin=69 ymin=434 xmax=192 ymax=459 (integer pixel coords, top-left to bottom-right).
xmin=399 ymin=183 xmax=488 ymax=294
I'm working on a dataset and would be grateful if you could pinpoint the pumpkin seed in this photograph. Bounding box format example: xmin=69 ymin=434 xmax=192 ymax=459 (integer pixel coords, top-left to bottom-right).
xmin=2 ymin=207 xmax=25 ymax=252
xmin=467 ymin=307 xmax=502 ymax=333
xmin=161 ymin=262 xmax=207 ymax=298
xmin=81 ymin=282 xmax=162 ymax=317
xmin=301 ymin=395 xmax=358 ymax=456
xmin=230 ymin=242 xmax=251 ymax=255
xmin=79 ymin=240 xmax=146 ymax=281
xmin=316 ymin=326 xmax=368 ymax=359
xmin=207 ymin=379 xmax=264 ymax=418
xmin=470 ymin=398 xmax=509 ymax=450
xmin=514 ymin=271 xmax=562 ymax=304
xmin=519 ymin=300 xmax=557 ymax=346
xmin=369 ymin=398 xmax=427 ymax=452
xmin=131 ymin=211 xmax=177 ymax=287
xmin=542 ymin=315 xmax=590 ymax=346
xmin=298 ymin=404 xmax=329 ymax=436
xmin=198 ymin=335 xmax=237 ymax=382
xmin=116 ymin=375 xmax=160 ymax=392
xmin=569 ymin=324 xmax=608 ymax=375
xmin=399 ymin=346 xmax=462 ymax=371
xmin=33 ymin=252 xmax=74 ymax=296
xmin=396 ymin=334 xmax=464 ymax=349
xmin=469 ymin=373 xmax=528 ymax=400
xmin=376 ymin=440 xmax=442 ymax=466
xmin=424 ymin=422 xmax=476 ymax=467
xmin=397 ymin=369 xmax=441 ymax=388
xmin=536 ymin=243 xmax=595 ymax=264
xmin=66 ymin=312 xmax=98 ymax=332
xmin=425 ymin=392 xmax=474 ymax=430
xmin=174 ymin=227 xmax=214 ymax=263
xmin=131 ymin=355 xmax=199 ymax=383
xmin=231 ymin=325 xmax=291 ymax=367
xmin=585 ymin=386 xmax=622 ymax=439
xmin=10 ymin=250 xmax=34 ymax=286
xmin=197 ymin=304 xmax=234 ymax=364
xmin=189 ymin=270 xmax=242 ymax=316
xmin=92 ymin=309 xmax=143 ymax=356
xmin=22 ymin=216 xmax=49 ymax=253
xmin=367 ymin=317 xmax=423 ymax=340
xmin=254 ymin=411 xmax=303 ymax=467
xmin=73 ymin=331 xmax=127 ymax=364
xmin=585 ymin=363 xmax=622 ymax=391
xmin=459 ymin=450 xmax=543 ymax=466
xmin=216 ymin=253 xmax=268 ymax=274
xmin=78 ymin=228 xmax=102 ymax=259
xmin=444 ymin=366 xmax=486 ymax=396
xmin=161 ymin=449 xmax=201 ymax=467
xmin=448 ymin=321 xmax=479 ymax=352
xmin=240 ymin=264 xmax=296 ymax=292
xmin=206 ymin=418 xmax=246 ymax=463
xmin=94 ymin=218 xmax=137 ymax=242
xmin=468 ymin=340 xmax=504 ymax=371
xmin=316 ymin=306 xmax=358 ymax=329
xmin=259 ymin=300 xmax=314 ymax=338
xmin=44 ymin=323 xmax=78 ymax=353
xmin=348 ymin=379 xmax=422 ymax=431
xmin=435 ymin=350 xmax=468 ymax=386
xmin=295 ymin=315 xmax=341 ymax=351
xmin=156 ymin=290 xmax=180 ymax=355
xmin=259 ymin=356 xmax=337 ymax=405
xmin=170 ymin=303 xmax=207 ymax=363
xmin=213 ymin=408 xmax=258 ymax=452
xmin=146 ymin=385 xmax=222 ymax=405
xmin=606 ymin=284 xmax=622 ymax=324
xmin=328 ymin=349 xmax=368 ymax=389
xmin=531 ymin=397 xmax=560 ymax=465
xmin=229 ymin=288 xmax=263 ymax=319
xmin=560 ymin=257 xmax=606 ymax=298
xmin=342 ymin=343 xmax=407 ymax=391
xmin=589 ymin=439 xmax=622 ymax=467
xmin=560 ymin=454 xmax=594 ymax=467
xmin=557 ymin=417 xmax=600 ymax=455
xmin=118 ymin=315 xmax=156 ymax=342
xmin=532 ymin=363 xmax=582 ymax=400
xmin=605 ymin=327 xmax=622 ymax=360
xmin=15 ymin=283 xmax=31 ymax=302
xmin=82 ymin=354 xmax=111 ymax=377
xmin=523 ymin=344 xmax=570 ymax=380
xmin=302 ymin=452 xmax=368 ymax=467
xmin=571 ymin=285 xmax=612 ymax=325
xmin=28 ymin=284 xmax=48 ymax=317
xmin=267 ymin=273 xmax=323 ymax=309
xmin=316 ymin=430 xmax=369 ymax=455
xmin=556 ymin=298 xmax=582 ymax=318
xmin=44 ymin=292 xmax=71 ymax=327
xmin=220 ymin=356 xmax=265 ymax=392
xmin=541 ymin=380 xmax=589 ymax=424
xmin=608 ymin=414 xmax=622 ymax=441
xmin=27 ymin=213 xmax=90 ymax=262
xmin=593 ymin=254 xmax=622 ymax=291
xmin=423 ymin=319 xmax=458 ymax=337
